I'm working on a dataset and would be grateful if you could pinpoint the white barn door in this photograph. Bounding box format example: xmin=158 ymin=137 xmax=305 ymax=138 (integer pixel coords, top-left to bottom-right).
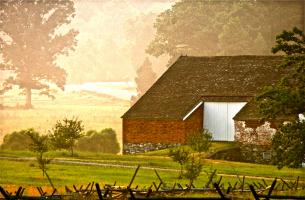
xmin=204 ymin=102 xmax=246 ymax=141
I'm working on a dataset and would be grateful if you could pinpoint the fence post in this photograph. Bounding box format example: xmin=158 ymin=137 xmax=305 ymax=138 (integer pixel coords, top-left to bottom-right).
xmin=95 ymin=183 xmax=103 ymax=200
xmin=128 ymin=165 xmax=140 ymax=189
xmin=129 ymin=189 xmax=135 ymax=200
xmin=213 ymin=183 xmax=227 ymax=200
xmin=0 ymin=186 xmax=10 ymax=200
xmin=249 ymin=185 xmax=260 ymax=200
xmin=267 ymin=178 xmax=277 ymax=197
xmin=206 ymin=169 xmax=217 ymax=188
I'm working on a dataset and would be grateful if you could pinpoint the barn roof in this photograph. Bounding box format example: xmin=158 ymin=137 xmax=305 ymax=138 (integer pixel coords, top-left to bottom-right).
xmin=122 ymin=55 xmax=287 ymax=120
xmin=233 ymin=98 xmax=296 ymax=121
xmin=233 ymin=99 xmax=261 ymax=121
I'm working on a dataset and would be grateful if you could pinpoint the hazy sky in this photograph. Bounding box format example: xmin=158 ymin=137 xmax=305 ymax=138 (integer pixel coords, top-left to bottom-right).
xmin=57 ymin=0 xmax=174 ymax=84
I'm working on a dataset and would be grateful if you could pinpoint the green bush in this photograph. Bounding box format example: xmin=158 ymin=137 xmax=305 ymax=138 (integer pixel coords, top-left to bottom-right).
xmin=169 ymin=147 xmax=190 ymax=178
xmin=1 ymin=129 xmax=33 ymax=150
xmin=187 ymin=129 xmax=212 ymax=154
xmin=49 ymin=117 xmax=84 ymax=156
xmin=184 ymin=155 xmax=203 ymax=185
xmin=76 ymin=128 xmax=120 ymax=154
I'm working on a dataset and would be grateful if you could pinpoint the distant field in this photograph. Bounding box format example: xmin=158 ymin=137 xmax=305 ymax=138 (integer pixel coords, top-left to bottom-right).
xmin=0 ymin=90 xmax=131 ymax=146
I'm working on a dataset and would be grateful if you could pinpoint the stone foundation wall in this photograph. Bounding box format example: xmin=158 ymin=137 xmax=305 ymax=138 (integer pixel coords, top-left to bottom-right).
xmin=234 ymin=120 xmax=276 ymax=164
xmin=234 ymin=121 xmax=276 ymax=146
xmin=123 ymin=143 xmax=180 ymax=154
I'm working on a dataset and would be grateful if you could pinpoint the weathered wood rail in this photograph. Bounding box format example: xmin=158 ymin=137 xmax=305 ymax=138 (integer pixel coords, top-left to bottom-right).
xmin=1 ymin=166 xmax=304 ymax=199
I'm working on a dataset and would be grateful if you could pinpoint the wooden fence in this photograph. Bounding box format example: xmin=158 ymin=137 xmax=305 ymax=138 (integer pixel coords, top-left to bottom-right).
xmin=1 ymin=166 xmax=304 ymax=200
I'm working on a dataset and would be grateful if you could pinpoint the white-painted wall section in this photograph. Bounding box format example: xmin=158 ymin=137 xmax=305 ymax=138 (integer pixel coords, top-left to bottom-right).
xmin=204 ymin=102 xmax=246 ymax=141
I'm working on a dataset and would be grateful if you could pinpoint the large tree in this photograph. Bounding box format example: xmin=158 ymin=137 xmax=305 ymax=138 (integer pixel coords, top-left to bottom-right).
xmin=147 ymin=0 xmax=303 ymax=65
xmin=256 ymin=27 xmax=305 ymax=168
xmin=0 ymin=0 xmax=78 ymax=108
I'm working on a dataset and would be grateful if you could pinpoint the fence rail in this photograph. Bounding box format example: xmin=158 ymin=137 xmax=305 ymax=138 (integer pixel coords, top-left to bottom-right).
xmin=1 ymin=166 xmax=304 ymax=200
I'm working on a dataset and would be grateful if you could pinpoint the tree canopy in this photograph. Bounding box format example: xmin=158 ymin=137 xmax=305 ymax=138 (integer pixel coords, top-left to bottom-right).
xmin=256 ymin=27 xmax=305 ymax=168
xmin=49 ymin=117 xmax=84 ymax=156
xmin=147 ymin=0 xmax=303 ymax=65
xmin=0 ymin=0 xmax=78 ymax=108
xmin=131 ymin=57 xmax=156 ymax=104
xmin=76 ymin=128 xmax=120 ymax=154
xmin=0 ymin=129 xmax=32 ymax=150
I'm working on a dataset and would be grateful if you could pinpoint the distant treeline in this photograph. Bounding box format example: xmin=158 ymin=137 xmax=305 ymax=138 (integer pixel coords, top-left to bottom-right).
xmin=0 ymin=128 xmax=120 ymax=154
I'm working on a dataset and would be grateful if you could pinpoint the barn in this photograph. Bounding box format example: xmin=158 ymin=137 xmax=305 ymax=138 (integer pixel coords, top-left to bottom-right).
xmin=122 ymin=55 xmax=287 ymax=154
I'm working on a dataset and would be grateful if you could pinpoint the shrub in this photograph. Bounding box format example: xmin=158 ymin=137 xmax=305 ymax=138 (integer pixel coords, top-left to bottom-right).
xmin=184 ymin=155 xmax=203 ymax=185
xmin=76 ymin=128 xmax=120 ymax=154
xmin=187 ymin=129 xmax=212 ymax=154
xmin=27 ymin=129 xmax=55 ymax=189
xmin=1 ymin=129 xmax=33 ymax=150
xmin=169 ymin=147 xmax=190 ymax=178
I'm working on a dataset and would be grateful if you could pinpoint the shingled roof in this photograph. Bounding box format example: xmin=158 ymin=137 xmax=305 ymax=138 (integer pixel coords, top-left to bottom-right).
xmin=233 ymin=98 xmax=296 ymax=121
xmin=122 ymin=55 xmax=286 ymax=120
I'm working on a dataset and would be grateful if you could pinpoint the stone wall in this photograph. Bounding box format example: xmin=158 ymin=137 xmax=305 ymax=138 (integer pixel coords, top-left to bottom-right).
xmin=234 ymin=121 xmax=276 ymax=146
xmin=123 ymin=143 xmax=180 ymax=154
xmin=234 ymin=120 xmax=276 ymax=164
xmin=122 ymin=106 xmax=203 ymax=154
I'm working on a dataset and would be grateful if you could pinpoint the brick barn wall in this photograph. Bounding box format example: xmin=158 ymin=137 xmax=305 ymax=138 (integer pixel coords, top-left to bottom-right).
xmin=123 ymin=119 xmax=185 ymax=144
xmin=184 ymin=106 xmax=204 ymax=139
xmin=122 ymin=106 xmax=203 ymax=153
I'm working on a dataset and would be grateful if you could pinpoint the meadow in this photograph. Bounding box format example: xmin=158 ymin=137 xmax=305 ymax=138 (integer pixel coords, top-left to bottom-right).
xmin=1 ymin=150 xmax=305 ymax=192
xmin=0 ymin=90 xmax=130 ymax=146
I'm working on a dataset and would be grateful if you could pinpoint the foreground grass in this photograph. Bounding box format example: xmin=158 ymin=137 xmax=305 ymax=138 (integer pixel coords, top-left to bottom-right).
xmin=1 ymin=159 xmax=302 ymax=189
xmin=1 ymin=150 xmax=305 ymax=191
xmin=1 ymin=149 xmax=304 ymax=180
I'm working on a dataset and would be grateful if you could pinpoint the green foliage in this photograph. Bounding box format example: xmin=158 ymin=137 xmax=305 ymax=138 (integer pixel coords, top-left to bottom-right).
xmin=49 ymin=117 xmax=84 ymax=156
xmin=0 ymin=1 xmax=78 ymax=108
xmin=272 ymin=121 xmax=305 ymax=169
xmin=76 ymin=128 xmax=120 ymax=154
xmin=0 ymin=129 xmax=32 ymax=150
xmin=187 ymin=129 xmax=212 ymax=154
xmin=147 ymin=1 xmax=303 ymax=65
xmin=183 ymin=155 xmax=203 ymax=185
xmin=257 ymin=27 xmax=305 ymax=120
xmin=169 ymin=147 xmax=190 ymax=178
xmin=27 ymin=129 xmax=54 ymax=189
xmin=27 ymin=129 xmax=49 ymax=155
xmin=256 ymin=27 xmax=305 ymax=168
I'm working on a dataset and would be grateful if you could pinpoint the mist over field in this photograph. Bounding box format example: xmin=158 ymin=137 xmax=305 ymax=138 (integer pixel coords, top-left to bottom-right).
xmin=0 ymin=0 xmax=174 ymax=143
xmin=0 ymin=0 xmax=303 ymax=145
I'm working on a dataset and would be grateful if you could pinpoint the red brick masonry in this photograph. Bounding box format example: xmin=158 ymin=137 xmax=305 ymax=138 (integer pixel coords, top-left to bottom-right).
xmin=123 ymin=106 xmax=203 ymax=144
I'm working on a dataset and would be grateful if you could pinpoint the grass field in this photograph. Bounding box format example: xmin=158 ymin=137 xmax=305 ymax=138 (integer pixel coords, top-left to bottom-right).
xmin=1 ymin=150 xmax=305 ymax=192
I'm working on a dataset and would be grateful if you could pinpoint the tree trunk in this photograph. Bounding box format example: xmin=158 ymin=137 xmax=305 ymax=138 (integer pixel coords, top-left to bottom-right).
xmin=44 ymin=170 xmax=55 ymax=190
xmin=25 ymin=87 xmax=33 ymax=109
xmin=179 ymin=164 xmax=183 ymax=179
